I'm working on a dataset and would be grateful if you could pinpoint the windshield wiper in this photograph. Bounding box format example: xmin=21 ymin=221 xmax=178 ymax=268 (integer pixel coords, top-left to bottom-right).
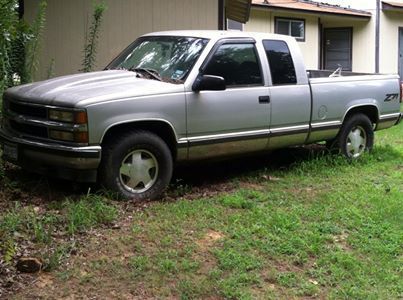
xmin=129 ymin=67 xmax=162 ymax=81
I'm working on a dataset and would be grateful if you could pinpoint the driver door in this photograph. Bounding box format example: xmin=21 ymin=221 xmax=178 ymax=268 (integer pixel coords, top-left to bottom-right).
xmin=185 ymin=40 xmax=271 ymax=160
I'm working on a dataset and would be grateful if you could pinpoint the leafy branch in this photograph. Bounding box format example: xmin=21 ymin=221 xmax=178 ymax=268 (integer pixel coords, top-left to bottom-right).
xmin=25 ymin=0 xmax=47 ymax=82
xmin=81 ymin=1 xmax=107 ymax=73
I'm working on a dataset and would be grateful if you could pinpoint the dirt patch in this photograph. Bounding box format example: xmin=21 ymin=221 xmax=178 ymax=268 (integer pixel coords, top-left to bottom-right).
xmin=34 ymin=273 xmax=54 ymax=289
xmin=239 ymin=182 xmax=266 ymax=190
xmin=332 ymin=232 xmax=352 ymax=251
xmin=196 ymin=230 xmax=224 ymax=252
xmin=287 ymin=186 xmax=319 ymax=199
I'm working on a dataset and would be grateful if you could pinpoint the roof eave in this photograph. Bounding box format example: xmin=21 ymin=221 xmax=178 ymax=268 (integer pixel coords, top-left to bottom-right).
xmin=382 ymin=2 xmax=403 ymax=12
xmin=251 ymin=3 xmax=371 ymax=19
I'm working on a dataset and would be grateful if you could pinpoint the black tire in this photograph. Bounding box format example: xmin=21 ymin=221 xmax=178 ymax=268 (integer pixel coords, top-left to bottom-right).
xmin=335 ymin=113 xmax=374 ymax=159
xmin=325 ymin=138 xmax=337 ymax=152
xmin=99 ymin=130 xmax=173 ymax=200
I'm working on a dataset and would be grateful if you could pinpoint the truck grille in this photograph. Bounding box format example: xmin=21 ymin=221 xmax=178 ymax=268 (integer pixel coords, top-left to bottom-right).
xmin=9 ymin=120 xmax=48 ymax=138
xmin=9 ymin=101 xmax=47 ymax=118
xmin=3 ymin=97 xmax=50 ymax=140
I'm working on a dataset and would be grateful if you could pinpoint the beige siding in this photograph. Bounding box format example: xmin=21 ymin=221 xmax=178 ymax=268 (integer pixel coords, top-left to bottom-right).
xmin=245 ymin=9 xmax=320 ymax=69
xmin=245 ymin=9 xmax=272 ymax=32
xmin=380 ymin=11 xmax=403 ymax=74
xmin=25 ymin=0 xmax=219 ymax=79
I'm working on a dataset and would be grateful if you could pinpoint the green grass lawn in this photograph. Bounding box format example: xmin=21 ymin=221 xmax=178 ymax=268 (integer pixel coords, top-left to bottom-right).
xmin=1 ymin=123 xmax=402 ymax=299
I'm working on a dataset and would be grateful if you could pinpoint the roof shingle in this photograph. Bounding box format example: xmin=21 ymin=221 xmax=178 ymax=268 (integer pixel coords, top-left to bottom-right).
xmin=252 ymin=0 xmax=372 ymax=18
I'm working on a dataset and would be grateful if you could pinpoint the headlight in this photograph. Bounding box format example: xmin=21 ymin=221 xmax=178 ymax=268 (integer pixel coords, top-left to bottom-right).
xmin=48 ymin=109 xmax=88 ymax=124
xmin=48 ymin=108 xmax=89 ymax=143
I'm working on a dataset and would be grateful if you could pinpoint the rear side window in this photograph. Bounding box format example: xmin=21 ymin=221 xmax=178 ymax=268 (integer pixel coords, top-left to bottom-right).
xmin=203 ymin=43 xmax=263 ymax=87
xmin=263 ymin=40 xmax=297 ymax=85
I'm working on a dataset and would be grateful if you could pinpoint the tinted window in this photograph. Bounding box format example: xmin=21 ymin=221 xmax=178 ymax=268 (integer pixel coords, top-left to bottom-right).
xmin=203 ymin=43 xmax=263 ymax=86
xmin=263 ymin=40 xmax=297 ymax=85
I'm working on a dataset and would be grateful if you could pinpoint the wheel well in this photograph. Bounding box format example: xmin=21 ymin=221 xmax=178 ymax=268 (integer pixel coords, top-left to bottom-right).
xmin=344 ymin=105 xmax=379 ymax=125
xmin=101 ymin=121 xmax=178 ymax=159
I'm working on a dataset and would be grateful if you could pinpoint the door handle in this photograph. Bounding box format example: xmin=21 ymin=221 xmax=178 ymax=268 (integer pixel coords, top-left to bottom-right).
xmin=259 ymin=96 xmax=270 ymax=104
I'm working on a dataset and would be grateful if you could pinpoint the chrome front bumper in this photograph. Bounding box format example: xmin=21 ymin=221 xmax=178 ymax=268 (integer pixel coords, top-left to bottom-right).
xmin=0 ymin=129 xmax=101 ymax=182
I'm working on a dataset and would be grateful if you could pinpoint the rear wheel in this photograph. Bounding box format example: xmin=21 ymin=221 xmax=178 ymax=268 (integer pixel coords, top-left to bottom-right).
xmin=335 ymin=113 xmax=374 ymax=159
xmin=99 ymin=130 xmax=173 ymax=200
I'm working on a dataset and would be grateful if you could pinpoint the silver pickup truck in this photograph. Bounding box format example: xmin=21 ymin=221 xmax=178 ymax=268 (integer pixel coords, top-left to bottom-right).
xmin=1 ymin=31 xmax=402 ymax=200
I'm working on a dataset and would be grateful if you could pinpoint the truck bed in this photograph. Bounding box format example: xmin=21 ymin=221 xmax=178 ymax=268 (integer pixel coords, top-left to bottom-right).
xmin=307 ymin=69 xmax=372 ymax=78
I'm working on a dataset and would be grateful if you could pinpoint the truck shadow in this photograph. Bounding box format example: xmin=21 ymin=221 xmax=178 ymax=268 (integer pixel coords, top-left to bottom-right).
xmin=1 ymin=144 xmax=401 ymax=206
xmin=169 ymin=143 xmax=402 ymax=197
xmin=169 ymin=145 xmax=325 ymax=194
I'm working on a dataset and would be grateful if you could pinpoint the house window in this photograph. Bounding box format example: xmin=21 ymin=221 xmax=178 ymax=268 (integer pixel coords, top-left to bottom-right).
xmin=275 ymin=18 xmax=305 ymax=41
xmin=227 ymin=19 xmax=243 ymax=31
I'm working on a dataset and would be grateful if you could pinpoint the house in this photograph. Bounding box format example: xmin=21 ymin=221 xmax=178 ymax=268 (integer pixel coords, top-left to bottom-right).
xmin=243 ymin=0 xmax=403 ymax=78
xmin=23 ymin=0 xmax=231 ymax=78
xmin=24 ymin=0 xmax=403 ymax=79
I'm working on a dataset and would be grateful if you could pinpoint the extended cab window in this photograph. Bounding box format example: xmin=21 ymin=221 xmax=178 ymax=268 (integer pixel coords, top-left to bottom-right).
xmin=263 ymin=40 xmax=297 ymax=85
xmin=203 ymin=43 xmax=263 ymax=87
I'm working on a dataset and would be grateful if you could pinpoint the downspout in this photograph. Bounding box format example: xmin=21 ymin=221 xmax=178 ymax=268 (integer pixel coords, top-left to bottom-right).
xmin=318 ymin=17 xmax=322 ymax=69
xmin=218 ymin=0 xmax=225 ymax=30
xmin=375 ymin=0 xmax=380 ymax=73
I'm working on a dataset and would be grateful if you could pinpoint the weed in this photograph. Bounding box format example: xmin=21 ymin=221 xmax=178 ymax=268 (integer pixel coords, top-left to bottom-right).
xmin=158 ymin=258 xmax=178 ymax=274
xmin=25 ymin=0 xmax=47 ymax=82
xmin=42 ymin=244 xmax=71 ymax=271
xmin=28 ymin=211 xmax=56 ymax=244
xmin=129 ymin=255 xmax=150 ymax=277
xmin=177 ymin=279 xmax=205 ymax=300
xmin=215 ymin=248 xmax=261 ymax=272
xmin=218 ymin=272 xmax=260 ymax=299
xmin=81 ymin=1 xmax=107 ymax=72
xmin=276 ymin=272 xmax=298 ymax=288
xmin=65 ymin=195 xmax=117 ymax=235
xmin=1 ymin=238 xmax=16 ymax=264
xmin=180 ymin=259 xmax=200 ymax=272
xmin=219 ymin=191 xmax=256 ymax=209
xmin=0 ymin=202 xmax=23 ymax=233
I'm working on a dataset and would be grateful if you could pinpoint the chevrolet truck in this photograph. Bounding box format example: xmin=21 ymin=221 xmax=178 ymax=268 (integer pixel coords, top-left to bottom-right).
xmin=1 ymin=31 xmax=402 ymax=200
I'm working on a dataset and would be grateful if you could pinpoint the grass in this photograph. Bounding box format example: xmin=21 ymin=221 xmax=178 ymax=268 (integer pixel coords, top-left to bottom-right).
xmin=1 ymin=122 xmax=402 ymax=299
xmin=0 ymin=194 xmax=118 ymax=270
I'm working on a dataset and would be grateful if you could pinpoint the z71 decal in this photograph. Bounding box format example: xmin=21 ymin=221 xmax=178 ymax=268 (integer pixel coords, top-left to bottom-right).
xmin=384 ymin=93 xmax=399 ymax=102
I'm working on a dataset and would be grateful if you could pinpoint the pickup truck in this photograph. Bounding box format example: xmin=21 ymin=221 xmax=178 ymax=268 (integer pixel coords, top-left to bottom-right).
xmin=1 ymin=31 xmax=402 ymax=200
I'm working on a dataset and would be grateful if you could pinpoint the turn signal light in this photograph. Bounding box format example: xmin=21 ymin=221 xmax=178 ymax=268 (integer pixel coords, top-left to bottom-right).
xmin=75 ymin=111 xmax=88 ymax=124
xmin=74 ymin=131 xmax=89 ymax=143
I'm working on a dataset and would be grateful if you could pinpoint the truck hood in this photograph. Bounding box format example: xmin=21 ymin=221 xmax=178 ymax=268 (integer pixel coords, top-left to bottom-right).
xmin=5 ymin=70 xmax=185 ymax=107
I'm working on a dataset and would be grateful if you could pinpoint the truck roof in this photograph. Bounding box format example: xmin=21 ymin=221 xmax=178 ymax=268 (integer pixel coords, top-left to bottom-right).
xmin=142 ymin=30 xmax=295 ymax=42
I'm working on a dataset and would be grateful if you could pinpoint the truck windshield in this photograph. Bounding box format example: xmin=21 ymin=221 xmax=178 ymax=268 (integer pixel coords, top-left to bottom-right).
xmin=106 ymin=36 xmax=209 ymax=83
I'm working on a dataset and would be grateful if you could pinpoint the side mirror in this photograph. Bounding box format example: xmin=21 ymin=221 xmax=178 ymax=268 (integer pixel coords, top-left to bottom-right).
xmin=192 ymin=74 xmax=226 ymax=92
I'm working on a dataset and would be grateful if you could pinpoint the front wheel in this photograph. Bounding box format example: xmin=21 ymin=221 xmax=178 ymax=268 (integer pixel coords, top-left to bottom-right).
xmin=99 ymin=130 xmax=173 ymax=200
xmin=336 ymin=113 xmax=374 ymax=159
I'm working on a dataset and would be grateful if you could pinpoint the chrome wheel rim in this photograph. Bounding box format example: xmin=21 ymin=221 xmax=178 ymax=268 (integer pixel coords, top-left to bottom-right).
xmin=119 ymin=150 xmax=158 ymax=193
xmin=346 ymin=126 xmax=367 ymax=158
